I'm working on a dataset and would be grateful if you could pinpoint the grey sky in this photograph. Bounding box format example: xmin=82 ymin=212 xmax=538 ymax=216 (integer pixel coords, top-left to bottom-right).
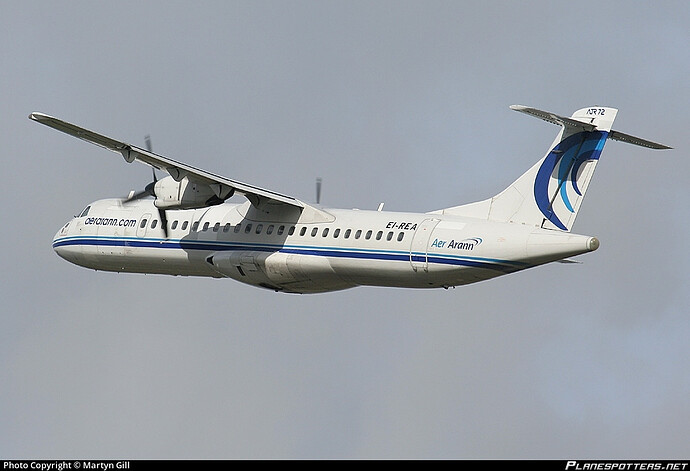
xmin=1 ymin=1 xmax=688 ymax=459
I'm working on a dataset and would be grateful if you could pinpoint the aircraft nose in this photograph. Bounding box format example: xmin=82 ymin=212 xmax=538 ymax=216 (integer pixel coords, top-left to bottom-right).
xmin=53 ymin=220 xmax=74 ymax=260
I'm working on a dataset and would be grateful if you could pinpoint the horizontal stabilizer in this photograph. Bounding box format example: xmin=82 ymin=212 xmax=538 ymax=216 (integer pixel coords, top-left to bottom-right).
xmin=509 ymin=105 xmax=597 ymax=132
xmin=510 ymin=105 xmax=672 ymax=148
xmin=609 ymin=130 xmax=672 ymax=149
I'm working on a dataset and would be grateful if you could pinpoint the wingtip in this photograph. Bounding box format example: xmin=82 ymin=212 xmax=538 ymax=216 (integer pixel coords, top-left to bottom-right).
xmin=29 ymin=112 xmax=49 ymax=121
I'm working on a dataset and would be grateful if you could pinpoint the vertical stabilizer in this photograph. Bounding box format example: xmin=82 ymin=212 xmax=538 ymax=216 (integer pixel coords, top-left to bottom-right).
xmin=500 ymin=106 xmax=616 ymax=231
xmin=433 ymin=105 xmax=670 ymax=231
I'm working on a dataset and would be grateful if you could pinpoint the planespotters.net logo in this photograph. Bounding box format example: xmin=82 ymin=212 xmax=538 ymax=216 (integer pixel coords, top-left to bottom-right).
xmin=566 ymin=462 xmax=688 ymax=471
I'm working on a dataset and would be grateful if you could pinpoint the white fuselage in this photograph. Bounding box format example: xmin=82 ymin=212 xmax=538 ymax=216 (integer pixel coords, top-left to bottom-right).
xmin=53 ymin=197 xmax=598 ymax=293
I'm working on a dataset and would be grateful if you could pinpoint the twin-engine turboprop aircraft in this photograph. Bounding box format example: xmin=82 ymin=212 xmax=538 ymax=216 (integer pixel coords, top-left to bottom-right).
xmin=33 ymin=106 xmax=670 ymax=293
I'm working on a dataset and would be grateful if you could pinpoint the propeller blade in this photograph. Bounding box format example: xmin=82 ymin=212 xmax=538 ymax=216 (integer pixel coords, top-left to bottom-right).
xmin=125 ymin=189 xmax=150 ymax=202
xmin=123 ymin=135 xmax=168 ymax=238
xmin=158 ymin=207 xmax=168 ymax=238
xmin=146 ymin=136 xmax=168 ymax=238
xmin=123 ymin=180 xmax=155 ymax=204
xmin=316 ymin=177 xmax=322 ymax=204
xmin=147 ymin=136 xmax=159 ymax=187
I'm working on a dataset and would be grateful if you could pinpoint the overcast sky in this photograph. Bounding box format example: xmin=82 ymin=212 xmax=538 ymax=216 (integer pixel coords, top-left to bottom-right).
xmin=1 ymin=0 xmax=688 ymax=459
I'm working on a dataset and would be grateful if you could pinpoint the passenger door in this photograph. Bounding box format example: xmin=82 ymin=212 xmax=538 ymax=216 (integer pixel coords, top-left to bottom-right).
xmin=409 ymin=218 xmax=440 ymax=272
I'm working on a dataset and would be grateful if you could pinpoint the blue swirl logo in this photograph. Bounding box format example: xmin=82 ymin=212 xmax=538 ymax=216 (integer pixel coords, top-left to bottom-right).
xmin=533 ymin=131 xmax=608 ymax=230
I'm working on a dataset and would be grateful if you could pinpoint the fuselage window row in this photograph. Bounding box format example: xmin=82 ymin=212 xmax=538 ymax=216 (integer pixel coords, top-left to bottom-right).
xmin=144 ymin=220 xmax=405 ymax=243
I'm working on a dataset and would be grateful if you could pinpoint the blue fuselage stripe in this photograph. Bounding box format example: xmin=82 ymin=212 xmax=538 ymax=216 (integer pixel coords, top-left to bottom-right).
xmin=53 ymin=236 xmax=526 ymax=273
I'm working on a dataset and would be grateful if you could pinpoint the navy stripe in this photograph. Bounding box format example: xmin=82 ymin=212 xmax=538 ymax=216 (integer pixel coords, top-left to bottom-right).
xmin=53 ymin=236 xmax=527 ymax=273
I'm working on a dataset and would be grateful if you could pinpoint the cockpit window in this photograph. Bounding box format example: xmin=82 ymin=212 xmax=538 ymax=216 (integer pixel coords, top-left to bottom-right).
xmin=79 ymin=206 xmax=91 ymax=218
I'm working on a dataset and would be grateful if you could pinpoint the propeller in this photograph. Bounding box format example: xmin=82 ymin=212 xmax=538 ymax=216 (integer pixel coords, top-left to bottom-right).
xmin=316 ymin=177 xmax=322 ymax=204
xmin=124 ymin=135 xmax=168 ymax=238
xmin=125 ymin=169 xmax=156 ymax=202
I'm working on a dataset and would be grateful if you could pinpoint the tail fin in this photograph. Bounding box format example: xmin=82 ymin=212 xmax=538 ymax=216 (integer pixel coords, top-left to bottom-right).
xmin=434 ymin=105 xmax=671 ymax=231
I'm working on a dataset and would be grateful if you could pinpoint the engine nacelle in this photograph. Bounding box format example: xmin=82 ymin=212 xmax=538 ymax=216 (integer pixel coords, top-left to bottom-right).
xmin=153 ymin=176 xmax=232 ymax=209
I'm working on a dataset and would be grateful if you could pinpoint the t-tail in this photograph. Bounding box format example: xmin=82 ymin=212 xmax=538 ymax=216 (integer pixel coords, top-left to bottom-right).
xmin=434 ymin=105 xmax=671 ymax=231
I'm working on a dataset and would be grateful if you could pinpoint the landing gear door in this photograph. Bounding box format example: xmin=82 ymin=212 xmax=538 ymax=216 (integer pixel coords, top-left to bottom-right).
xmin=409 ymin=218 xmax=440 ymax=272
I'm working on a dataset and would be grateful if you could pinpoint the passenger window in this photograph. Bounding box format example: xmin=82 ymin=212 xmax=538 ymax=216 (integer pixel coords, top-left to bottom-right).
xmin=386 ymin=231 xmax=393 ymax=241
xmin=181 ymin=221 xmax=188 ymax=230
xmin=256 ymin=224 xmax=263 ymax=234
xmin=213 ymin=223 xmax=220 ymax=232
xmin=355 ymin=230 xmax=362 ymax=239
xmin=266 ymin=225 xmax=274 ymax=235
xmin=311 ymin=227 xmax=318 ymax=237
xmin=223 ymin=223 xmax=231 ymax=232
xmin=365 ymin=230 xmax=372 ymax=240
xmin=322 ymin=228 xmax=329 ymax=237
xmin=333 ymin=228 xmax=340 ymax=238
xmin=192 ymin=221 xmax=199 ymax=231
xmin=375 ymin=231 xmax=383 ymax=240
xmin=203 ymin=222 xmax=210 ymax=231
xmin=277 ymin=225 xmax=285 ymax=235
xmin=244 ymin=224 xmax=253 ymax=234
xmin=344 ymin=229 xmax=351 ymax=239
xmin=234 ymin=224 xmax=242 ymax=233
xmin=151 ymin=220 xmax=158 ymax=229
xmin=140 ymin=219 xmax=148 ymax=229
xmin=171 ymin=220 xmax=178 ymax=230
xmin=300 ymin=227 xmax=307 ymax=236
xmin=397 ymin=232 xmax=404 ymax=242
xmin=288 ymin=226 xmax=295 ymax=235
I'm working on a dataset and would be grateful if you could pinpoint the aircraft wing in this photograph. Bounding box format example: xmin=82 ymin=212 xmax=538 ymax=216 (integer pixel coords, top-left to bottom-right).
xmin=29 ymin=112 xmax=306 ymax=211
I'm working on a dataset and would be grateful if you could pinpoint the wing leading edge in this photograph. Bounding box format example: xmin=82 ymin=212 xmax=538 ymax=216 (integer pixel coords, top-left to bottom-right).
xmin=29 ymin=112 xmax=307 ymax=212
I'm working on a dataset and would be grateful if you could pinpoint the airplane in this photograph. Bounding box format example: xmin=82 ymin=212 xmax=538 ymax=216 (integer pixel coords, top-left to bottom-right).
xmin=32 ymin=105 xmax=670 ymax=294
